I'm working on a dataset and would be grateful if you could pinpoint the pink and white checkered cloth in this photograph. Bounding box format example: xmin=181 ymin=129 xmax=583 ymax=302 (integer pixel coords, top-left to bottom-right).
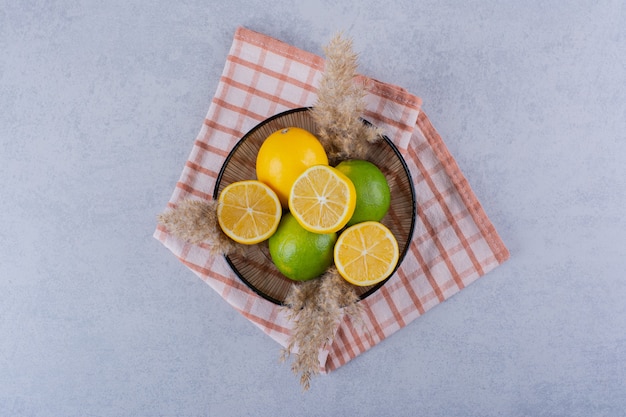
xmin=154 ymin=27 xmax=509 ymax=373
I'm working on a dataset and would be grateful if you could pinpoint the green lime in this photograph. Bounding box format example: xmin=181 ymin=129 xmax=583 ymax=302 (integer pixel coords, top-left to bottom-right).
xmin=268 ymin=212 xmax=337 ymax=281
xmin=335 ymin=159 xmax=391 ymax=226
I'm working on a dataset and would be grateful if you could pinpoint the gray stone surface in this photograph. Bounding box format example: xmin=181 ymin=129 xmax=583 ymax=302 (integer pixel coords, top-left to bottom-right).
xmin=1 ymin=1 xmax=625 ymax=416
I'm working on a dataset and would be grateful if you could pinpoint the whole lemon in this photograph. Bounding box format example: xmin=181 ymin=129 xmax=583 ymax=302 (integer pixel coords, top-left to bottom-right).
xmin=335 ymin=159 xmax=391 ymax=226
xmin=256 ymin=127 xmax=328 ymax=207
xmin=268 ymin=212 xmax=336 ymax=281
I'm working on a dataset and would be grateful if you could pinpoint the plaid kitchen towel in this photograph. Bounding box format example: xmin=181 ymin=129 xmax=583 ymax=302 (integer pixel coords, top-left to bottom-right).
xmin=154 ymin=27 xmax=509 ymax=373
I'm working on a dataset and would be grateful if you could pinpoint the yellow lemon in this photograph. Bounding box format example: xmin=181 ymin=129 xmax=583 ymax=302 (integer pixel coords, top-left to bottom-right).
xmin=288 ymin=165 xmax=356 ymax=234
xmin=333 ymin=221 xmax=399 ymax=286
xmin=216 ymin=180 xmax=282 ymax=245
xmin=256 ymin=127 xmax=328 ymax=208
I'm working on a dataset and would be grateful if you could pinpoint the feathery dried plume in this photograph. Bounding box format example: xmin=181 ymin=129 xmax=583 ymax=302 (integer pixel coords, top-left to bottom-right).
xmin=323 ymin=267 xmax=363 ymax=321
xmin=281 ymin=268 xmax=361 ymax=391
xmin=279 ymin=32 xmax=378 ymax=391
xmin=157 ymin=198 xmax=240 ymax=256
xmin=310 ymin=32 xmax=383 ymax=164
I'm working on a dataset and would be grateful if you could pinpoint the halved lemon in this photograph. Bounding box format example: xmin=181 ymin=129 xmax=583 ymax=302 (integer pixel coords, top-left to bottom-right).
xmin=288 ymin=165 xmax=356 ymax=234
xmin=334 ymin=221 xmax=400 ymax=286
xmin=217 ymin=180 xmax=282 ymax=245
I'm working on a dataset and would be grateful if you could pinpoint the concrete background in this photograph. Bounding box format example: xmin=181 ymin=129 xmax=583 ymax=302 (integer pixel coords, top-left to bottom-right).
xmin=1 ymin=1 xmax=625 ymax=416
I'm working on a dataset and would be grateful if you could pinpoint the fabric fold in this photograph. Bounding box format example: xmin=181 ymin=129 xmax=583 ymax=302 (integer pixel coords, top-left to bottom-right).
xmin=154 ymin=26 xmax=509 ymax=373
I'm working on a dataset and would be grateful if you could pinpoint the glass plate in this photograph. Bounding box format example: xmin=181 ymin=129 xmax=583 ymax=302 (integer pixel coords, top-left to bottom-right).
xmin=213 ymin=107 xmax=416 ymax=305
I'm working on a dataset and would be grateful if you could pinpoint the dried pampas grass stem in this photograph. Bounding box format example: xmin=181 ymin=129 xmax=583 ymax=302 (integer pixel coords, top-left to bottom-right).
xmin=311 ymin=32 xmax=382 ymax=164
xmin=281 ymin=268 xmax=362 ymax=391
xmin=280 ymin=32 xmax=376 ymax=391
xmin=157 ymin=198 xmax=240 ymax=256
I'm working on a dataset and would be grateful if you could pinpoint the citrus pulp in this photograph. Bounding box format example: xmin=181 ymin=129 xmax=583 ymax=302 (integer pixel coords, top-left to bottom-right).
xmin=216 ymin=180 xmax=282 ymax=245
xmin=333 ymin=221 xmax=399 ymax=286
xmin=288 ymin=165 xmax=356 ymax=234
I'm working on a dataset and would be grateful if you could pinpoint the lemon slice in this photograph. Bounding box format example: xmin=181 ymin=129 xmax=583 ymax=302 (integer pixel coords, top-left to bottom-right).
xmin=288 ymin=165 xmax=356 ymax=234
xmin=217 ymin=180 xmax=282 ymax=245
xmin=334 ymin=221 xmax=400 ymax=286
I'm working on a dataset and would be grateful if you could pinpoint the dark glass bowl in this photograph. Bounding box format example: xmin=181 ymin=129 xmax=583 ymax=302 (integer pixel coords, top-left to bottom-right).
xmin=213 ymin=107 xmax=416 ymax=305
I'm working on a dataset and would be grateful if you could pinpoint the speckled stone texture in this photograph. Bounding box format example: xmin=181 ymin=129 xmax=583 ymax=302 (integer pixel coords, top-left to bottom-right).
xmin=1 ymin=1 xmax=625 ymax=416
